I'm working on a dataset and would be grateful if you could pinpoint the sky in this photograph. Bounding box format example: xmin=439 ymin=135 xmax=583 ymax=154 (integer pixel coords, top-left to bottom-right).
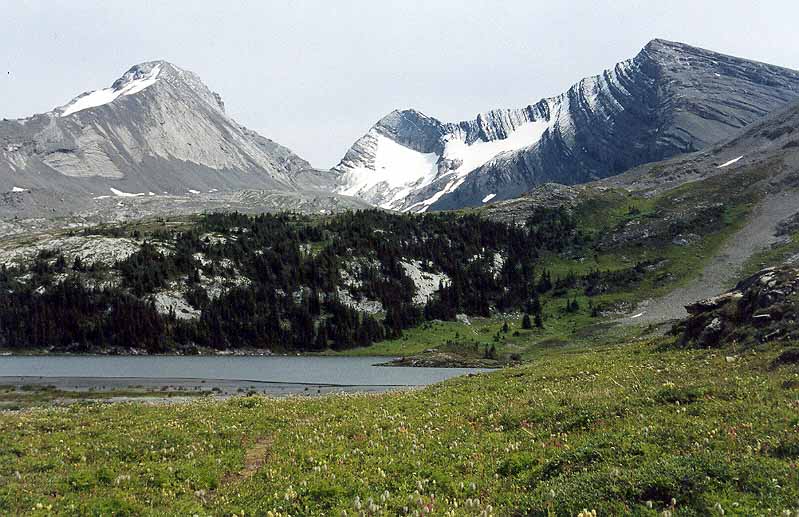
xmin=3 ymin=0 xmax=799 ymax=169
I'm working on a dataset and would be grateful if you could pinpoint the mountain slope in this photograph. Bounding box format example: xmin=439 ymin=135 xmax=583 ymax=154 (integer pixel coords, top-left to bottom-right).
xmin=334 ymin=39 xmax=799 ymax=211
xmin=0 ymin=61 xmax=310 ymax=200
xmin=605 ymin=94 xmax=799 ymax=194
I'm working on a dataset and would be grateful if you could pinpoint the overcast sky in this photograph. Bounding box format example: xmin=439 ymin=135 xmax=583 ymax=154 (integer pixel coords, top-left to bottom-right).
xmin=3 ymin=0 xmax=799 ymax=168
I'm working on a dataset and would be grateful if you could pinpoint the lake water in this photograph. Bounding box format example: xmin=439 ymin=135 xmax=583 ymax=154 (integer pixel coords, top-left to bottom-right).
xmin=0 ymin=356 xmax=487 ymax=395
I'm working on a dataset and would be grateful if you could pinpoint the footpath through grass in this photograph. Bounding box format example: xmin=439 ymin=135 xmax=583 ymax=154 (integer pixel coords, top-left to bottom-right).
xmin=2 ymin=335 xmax=798 ymax=516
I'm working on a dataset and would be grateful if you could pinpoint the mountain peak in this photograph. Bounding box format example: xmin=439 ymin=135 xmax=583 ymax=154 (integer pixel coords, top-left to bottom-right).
xmin=56 ymin=60 xmax=225 ymax=118
xmin=375 ymin=108 xmax=434 ymax=126
xmin=371 ymin=108 xmax=443 ymax=154
xmin=112 ymin=60 xmax=181 ymax=83
xmin=1 ymin=59 xmax=310 ymax=200
xmin=643 ymin=38 xmax=683 ymax=49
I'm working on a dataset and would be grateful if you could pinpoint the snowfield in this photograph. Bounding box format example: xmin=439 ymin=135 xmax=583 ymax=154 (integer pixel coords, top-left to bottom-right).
xmin=59 ymin=64 xmax=162 ymax=117
xmin=337 ymin=120 xmax=550 ymax=212
xmin=338 ymin=132 xmax=439 ymax=209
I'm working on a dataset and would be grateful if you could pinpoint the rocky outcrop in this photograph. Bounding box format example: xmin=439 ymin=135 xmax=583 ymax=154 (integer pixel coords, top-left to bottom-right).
xmin=677 ymin=266 xmax=799 ymax=347
xmin=335 ymin=39 xmax=799 ymax=212
xmin=481 ymin=183 xmax=584 ymax=224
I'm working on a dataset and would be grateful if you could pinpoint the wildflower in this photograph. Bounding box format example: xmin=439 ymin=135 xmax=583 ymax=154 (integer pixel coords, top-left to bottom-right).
xmin=714 ymin=502 xmax=725 ymax=515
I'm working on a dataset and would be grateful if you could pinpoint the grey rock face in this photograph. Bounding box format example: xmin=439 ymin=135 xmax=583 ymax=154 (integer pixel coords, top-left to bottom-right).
xmin=335 ymin=39 xmax=799 ymax=211
xmin=605 ymin=96 xmax=799 ymax=196
xmin=0 ymin=61 xmax=311 ymax=203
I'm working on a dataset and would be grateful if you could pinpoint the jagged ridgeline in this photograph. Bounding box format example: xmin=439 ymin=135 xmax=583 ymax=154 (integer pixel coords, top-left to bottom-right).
xmin=335 ymin=39 xmax=799 ymax=212
xmin=0 ymin=209 xmax=590 ymax=353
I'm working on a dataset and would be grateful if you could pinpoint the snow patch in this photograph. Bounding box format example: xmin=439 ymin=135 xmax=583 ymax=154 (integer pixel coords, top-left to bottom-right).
xmin=110 ymin=187 xmax=145 ymax=198
xmin=59 ymin=64 xmax=162 ymax=117
xmin=717 ymin=155 xmax=743 ymax=168
xmin=482 ymin=193 xmax=496 ymax=203
xmin=441 ymin=120 xmax=549 ymax=179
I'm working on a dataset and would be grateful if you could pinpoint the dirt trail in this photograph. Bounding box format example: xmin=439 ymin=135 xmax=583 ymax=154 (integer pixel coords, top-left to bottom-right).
xmin=624 ymin=190 xmax=799 ymax=325
xmin=222 ymin=436 xmax=272 ymax=484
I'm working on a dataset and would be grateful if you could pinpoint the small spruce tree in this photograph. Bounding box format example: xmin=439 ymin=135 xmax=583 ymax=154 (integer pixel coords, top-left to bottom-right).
xmin=522 ymin=313 xmax=532 ymax=329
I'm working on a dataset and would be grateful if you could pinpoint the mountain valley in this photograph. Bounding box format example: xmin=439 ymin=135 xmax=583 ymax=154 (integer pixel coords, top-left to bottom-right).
xmin=3 ymin=36 xmax=799 ymax=516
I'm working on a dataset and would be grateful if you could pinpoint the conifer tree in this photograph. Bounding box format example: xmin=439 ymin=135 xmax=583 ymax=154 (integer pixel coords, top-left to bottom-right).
xmin=522 ymin=313 xmax=532 ymax=329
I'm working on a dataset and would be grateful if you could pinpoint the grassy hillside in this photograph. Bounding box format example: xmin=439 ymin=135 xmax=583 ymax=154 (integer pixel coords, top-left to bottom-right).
xmin=2 ymin=330 xmax=798 ymax=515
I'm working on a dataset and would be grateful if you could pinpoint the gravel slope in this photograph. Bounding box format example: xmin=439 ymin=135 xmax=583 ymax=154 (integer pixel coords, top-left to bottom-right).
xmin=624 ymin=190 xmax=799 ymax=324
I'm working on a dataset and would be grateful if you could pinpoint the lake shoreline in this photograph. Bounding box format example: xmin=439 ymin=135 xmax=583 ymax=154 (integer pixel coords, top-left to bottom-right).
xmin=0 ymin=356 xmax=489 ymax=403
xmin=0 ymin=378 xmax=421 ymax=410
xmin=0 ymin=375 xmax=417 ymax=400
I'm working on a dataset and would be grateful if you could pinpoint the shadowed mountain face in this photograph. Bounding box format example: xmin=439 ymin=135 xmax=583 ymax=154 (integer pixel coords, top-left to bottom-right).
xmin=0 ymin=61 xmax=311 ymax=200
xmin=603 ymin=96 xmax=799 ymax=195
xmin=334 ymin=39 xmax=799 ymax=212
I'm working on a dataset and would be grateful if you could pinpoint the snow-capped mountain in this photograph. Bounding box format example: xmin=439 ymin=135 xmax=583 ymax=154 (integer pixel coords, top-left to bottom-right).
xmin=334 ymin=39 xmax=799 ymax=211
xmin=0 ymin=61 xmax=310 ymax=199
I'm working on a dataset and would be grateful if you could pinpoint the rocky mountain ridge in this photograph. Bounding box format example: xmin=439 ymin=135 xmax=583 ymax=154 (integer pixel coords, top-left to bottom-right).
xmin=335 ymin=39 xmax=799 ymax=211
